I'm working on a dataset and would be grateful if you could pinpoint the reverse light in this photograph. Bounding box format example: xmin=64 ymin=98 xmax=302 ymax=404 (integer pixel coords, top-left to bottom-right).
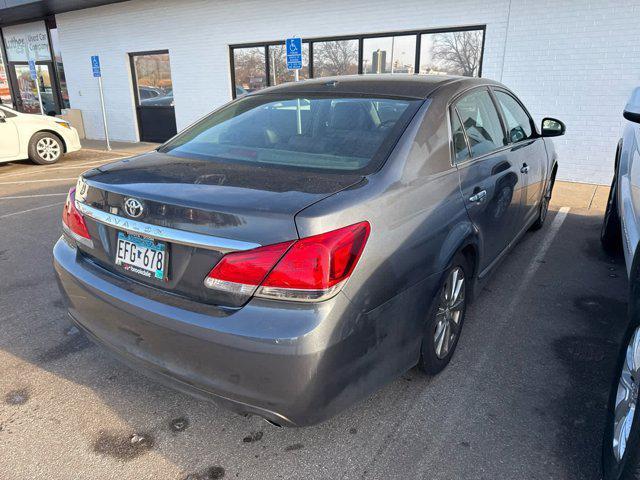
xmin=62 ymin=187 xmax=93 ymax=247
xmin=204 ymin=222 xmax=370 ymax=302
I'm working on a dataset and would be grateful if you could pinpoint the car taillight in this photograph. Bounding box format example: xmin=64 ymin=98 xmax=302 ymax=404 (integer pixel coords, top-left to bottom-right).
xmin=204 ymin=221 xmax=370 ymax=302
xmin=204 ymin=241 xmax=294 ymax=296
xmin=62 ymin=187 xmax=92 ymax=247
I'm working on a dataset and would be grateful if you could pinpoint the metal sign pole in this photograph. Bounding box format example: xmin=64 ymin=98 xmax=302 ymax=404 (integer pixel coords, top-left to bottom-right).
xmin=29 ymin=60 xmax=44 ymax=115
xmin=287 ymin=37 xmax=303 ymax=135
xmin=92 ymin=55 xmax=111 ymax=151
xmin=294 ymin=69 xmax=302 ymax=135
xmin=97 ymin=76 xmax=111 ymax=151
xmin=35 ymin=74 xmax=44 ymax=115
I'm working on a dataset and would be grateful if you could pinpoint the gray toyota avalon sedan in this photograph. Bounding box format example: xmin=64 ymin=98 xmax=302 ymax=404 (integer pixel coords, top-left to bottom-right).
xmin=53 ymin=75 xmax=564 ymax=426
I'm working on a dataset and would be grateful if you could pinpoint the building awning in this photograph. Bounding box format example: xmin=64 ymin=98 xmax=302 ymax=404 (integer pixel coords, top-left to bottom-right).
xmin=0 ymin=0 xmax=126 ymax=26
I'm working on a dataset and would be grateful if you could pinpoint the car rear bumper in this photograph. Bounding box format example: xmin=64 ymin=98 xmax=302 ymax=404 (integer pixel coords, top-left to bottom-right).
xmin=53 ymin=237 xmax=398 ymax=426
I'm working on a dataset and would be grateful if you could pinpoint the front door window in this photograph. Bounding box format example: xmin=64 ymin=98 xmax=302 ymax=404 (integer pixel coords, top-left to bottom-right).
xmin=12 ymin=64 xmax=57 ymax=115
xmin=13 ymin=65 xmax=39 ymax=114
xmin=36 ymin=65 xmax=57 ymax=115
xmin=131 ymin=51 xmax=177 ymax=142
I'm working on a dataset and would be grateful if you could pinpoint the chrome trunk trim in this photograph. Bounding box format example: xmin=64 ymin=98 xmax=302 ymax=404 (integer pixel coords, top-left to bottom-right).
xmin=76 ymin=201 xmax=260 ymax=253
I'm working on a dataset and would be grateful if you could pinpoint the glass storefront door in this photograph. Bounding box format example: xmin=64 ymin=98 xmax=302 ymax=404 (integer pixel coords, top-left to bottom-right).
xmin=10 ymin=63 xmax=59 ymax=115
xmin=130 ymin=51 xmax=177 ymax=142
xmin=2 ymin=19 xmax=69 ymax=115
xmin=0 ymin=45 xmax=12 ymax=107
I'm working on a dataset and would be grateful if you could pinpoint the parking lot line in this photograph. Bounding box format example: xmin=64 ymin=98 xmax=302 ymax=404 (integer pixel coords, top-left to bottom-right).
xmin=0 ymin=202 xmax=63 ymax=219
xmin=394 ymin=206 xmax=572 ymax=480
xmin=510 ymin=206 xmax=570 ymax=303
xmin=0 ymin=178 xmax=77 ymax=185
xmin=0 ymin=160 xmax=113 ymax=179
xmin=0 ymin=193 xmax=68 ymax=200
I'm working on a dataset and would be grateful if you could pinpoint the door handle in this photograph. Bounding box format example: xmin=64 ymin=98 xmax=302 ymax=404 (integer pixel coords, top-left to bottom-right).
xmin=520 ymin=163 xmax=530 ymax=174
xmin=469 ymin=189 xmax=487 ymax=203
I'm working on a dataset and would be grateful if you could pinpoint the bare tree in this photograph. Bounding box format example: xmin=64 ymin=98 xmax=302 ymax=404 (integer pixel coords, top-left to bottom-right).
xmin=315 ymin=41 xmax=358 ymax=77
xmin=431 ymin=31 xmax=482 ymax=76
xmin=234 ymin=48 xmax=266 ymax=90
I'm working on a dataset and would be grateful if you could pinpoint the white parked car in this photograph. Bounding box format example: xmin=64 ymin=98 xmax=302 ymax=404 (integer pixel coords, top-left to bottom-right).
xmin=0 ymin=104 xmax=81 ymax=165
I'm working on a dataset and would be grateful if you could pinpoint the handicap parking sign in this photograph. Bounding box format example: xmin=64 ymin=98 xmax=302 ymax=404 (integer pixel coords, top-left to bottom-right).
xmin=91 ymin=55 xmax=101 ymax=78
xmin=286 ymin=37 xmax=302 ymax=70
xmin=28 ymin=60 xmax=37 ymax=80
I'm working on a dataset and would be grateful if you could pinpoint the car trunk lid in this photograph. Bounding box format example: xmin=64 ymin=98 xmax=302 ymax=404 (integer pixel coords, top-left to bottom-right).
xmin=75 ymin=151 xmax=363 ymax=307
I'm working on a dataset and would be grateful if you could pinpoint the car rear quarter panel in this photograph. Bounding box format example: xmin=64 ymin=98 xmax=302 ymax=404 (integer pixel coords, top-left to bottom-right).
xmin=295 ymin=91 xmax=476 ymax=372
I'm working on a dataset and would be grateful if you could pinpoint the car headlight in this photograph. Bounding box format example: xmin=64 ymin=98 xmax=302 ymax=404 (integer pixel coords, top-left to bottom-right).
xmin=55 ymin=120 xmax=72 ymax=130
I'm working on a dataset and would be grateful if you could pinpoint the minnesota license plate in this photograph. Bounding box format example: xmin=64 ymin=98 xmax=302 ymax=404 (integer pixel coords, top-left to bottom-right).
xmin=115 ymin=232 xmax=167 ymax=280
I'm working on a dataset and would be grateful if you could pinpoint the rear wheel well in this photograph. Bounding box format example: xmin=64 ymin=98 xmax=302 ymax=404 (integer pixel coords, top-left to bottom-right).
xmin=629 ymin=246 xmax=640 ymax=318
xmin=460 ymin=243 xmax=478 ymax=301
xmin=615 ymin=139 xmax=623 ymax=173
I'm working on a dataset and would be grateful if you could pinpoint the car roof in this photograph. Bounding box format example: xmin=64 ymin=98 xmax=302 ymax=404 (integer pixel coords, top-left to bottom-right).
xmin=254 ymin=74 xmax=498 ymax=100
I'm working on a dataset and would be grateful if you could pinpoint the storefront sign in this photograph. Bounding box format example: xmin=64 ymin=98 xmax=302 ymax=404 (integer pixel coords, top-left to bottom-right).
xmin=2 ymin=21 xmax=51 ymax=62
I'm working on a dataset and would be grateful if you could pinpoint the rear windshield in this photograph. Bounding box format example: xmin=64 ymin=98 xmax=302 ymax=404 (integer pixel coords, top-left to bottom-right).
xmin=159 ymin=94 xmax=421 ymax=173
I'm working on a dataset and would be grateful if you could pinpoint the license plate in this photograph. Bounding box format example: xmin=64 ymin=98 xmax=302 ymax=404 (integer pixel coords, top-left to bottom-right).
xmin=115 ymin=232 xmax=167 ymax=280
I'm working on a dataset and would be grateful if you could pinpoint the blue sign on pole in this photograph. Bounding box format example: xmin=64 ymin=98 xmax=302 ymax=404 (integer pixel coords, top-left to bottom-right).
xmin=286 ymin=37 xmax=302 ymax=70
xmin=28 ymin=60 xmax=37 ymax=80
xmin=91 ymin=55 xmax=101 ymax=78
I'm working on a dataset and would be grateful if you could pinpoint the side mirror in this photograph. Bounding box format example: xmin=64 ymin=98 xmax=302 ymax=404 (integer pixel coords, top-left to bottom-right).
xmin=541 ymin=117 xmax=565 ymax=137
xmin=0 ymin=111 xmax=5 ymax=123
xmin=624 ymin=87 xmax=640 ymax=124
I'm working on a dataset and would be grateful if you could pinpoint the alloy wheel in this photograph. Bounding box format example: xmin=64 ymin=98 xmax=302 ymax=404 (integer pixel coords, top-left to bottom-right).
xmin=613 ymin=326 xmax=640 ymax=461
xmin=36 ymin=137 xmax=61 ymax=162
xmin=433 ymin=267 xmax=465 ymax=359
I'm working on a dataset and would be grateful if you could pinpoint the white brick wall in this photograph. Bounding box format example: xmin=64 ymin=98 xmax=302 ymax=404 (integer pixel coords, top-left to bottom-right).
xmin=55 ymin=0 xmax=640 ymax=184
xmin=499 ymin=0 xmax=640 ymax=184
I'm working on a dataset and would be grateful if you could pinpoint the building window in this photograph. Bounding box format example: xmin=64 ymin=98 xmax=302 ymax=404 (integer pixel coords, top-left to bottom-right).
xmin=0 ymin=44 xmax=11 ymax=106
xmin=268 ymin=43 xmax=309 ymax=85
xmin=419 ymin=30 xmax=483 ymax=77
xmin=312 ymin=39 xmax=358 ymax=77
xmin=363 ymin=35 xmax=416 ymax=74
xmin=233 ymin=47 xmax=266 ymax=96
xmin=229 ymin=26 xmax=485 ymax=98
xmin=132 ymin=53 xmax=174 ymax=106
xmin=48 ymin=28 xmax=70 ymax=109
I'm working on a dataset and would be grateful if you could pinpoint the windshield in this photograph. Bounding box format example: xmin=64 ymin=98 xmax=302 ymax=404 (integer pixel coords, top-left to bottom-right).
xmin=159 ymin=94 xmax=421 ymax=173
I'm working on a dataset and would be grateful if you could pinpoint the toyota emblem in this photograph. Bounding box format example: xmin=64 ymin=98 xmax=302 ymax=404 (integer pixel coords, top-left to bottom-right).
xmin=123 ymin=198 xmax=144 ymax=218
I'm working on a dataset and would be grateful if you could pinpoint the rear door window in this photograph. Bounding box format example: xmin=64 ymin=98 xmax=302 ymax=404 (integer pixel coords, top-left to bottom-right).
xmin=493 ymin=90 xmax=535 ymax=143
xmin=451 ymin=109 xmax=470 ymax=163
xmin=159 ymin=94 xmax=421 ymax=174
xmin=455 ymin=88 xmax=507 ymax=158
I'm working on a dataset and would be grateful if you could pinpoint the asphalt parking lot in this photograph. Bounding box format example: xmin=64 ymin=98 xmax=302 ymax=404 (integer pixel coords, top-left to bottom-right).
xmin=0 ymin=150 xmax=629 ymax=480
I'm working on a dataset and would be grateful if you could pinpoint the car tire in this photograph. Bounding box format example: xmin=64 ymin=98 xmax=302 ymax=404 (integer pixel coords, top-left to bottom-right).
xmin=602 ymin=173 xmax=623 ymax=254
xmin=602 ymin=322 xmax=640 ymax=480
xmin=530 ymin=171 xmax=556 ymax=231
xmin=28 ymin=132 xmax=63 ymax=165
xmin=418 ymin=253 xmax=469 ymax=375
